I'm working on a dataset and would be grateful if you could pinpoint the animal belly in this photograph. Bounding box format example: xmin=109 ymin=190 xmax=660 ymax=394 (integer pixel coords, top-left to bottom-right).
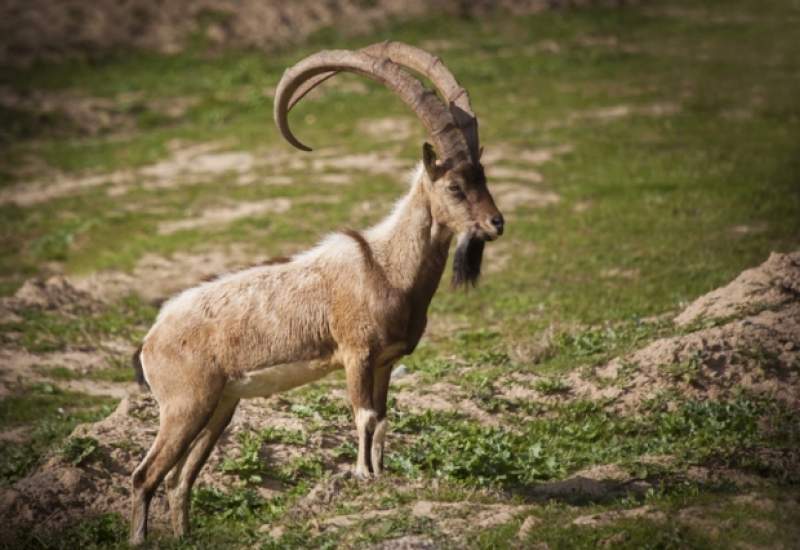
xmin=223 ymin=360 xmax=340 ymax=399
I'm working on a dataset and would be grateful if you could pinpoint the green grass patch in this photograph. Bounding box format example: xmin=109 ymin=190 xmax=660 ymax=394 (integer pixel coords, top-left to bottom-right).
xmin=389 ymin=396 xmax=798 ymax=488
xmin=220 ymin=428 xmax=322 ymax=487
xmin=60 ymin=436 xmax=101 ymax=466
xmin=533 ymin=377 xmax=572 ymax=396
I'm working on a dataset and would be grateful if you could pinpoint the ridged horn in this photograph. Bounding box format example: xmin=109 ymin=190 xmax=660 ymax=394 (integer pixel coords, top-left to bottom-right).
xmin=285 ymin=41 xmax=480 ymax=161
xmin=274 ymin=49 xmax=470 ymax=163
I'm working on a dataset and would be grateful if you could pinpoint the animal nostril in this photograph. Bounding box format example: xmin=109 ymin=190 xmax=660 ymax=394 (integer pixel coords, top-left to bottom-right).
xmin=491 ymin=214 xmax=505 ymax=233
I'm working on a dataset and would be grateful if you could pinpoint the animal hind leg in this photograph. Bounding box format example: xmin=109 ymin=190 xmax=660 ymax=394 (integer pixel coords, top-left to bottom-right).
xmin=130 ymin=390 xmax=222 ymax=545
xmin=165 ymin=394 xmax=239 ymax=538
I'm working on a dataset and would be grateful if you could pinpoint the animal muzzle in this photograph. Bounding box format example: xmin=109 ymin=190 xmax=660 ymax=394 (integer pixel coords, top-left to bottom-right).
xmin=475 ymin=212 xmax=505 ymax=241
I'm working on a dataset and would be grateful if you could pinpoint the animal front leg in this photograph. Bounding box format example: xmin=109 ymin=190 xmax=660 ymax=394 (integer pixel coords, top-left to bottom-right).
xmin=371 ymin=363 xmax=393 ymax=476
xmin=354 ymin=407 xmax=377 ymax=479
xmin=344 ymin=351 xmax=377 ymax=479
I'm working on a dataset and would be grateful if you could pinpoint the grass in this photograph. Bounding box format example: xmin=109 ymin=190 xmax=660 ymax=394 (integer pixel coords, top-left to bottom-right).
xmin=219 ymin=429 xmax=323 ymax=486
xmin=533 ymin=376 xmax=572 ymax=395
xmin=60 ymin=436 xmax=101 ymax=466
xmin=0 ymin=1 xmax=798 ymax=321
xmin=387 ymin=396 xmax=799 ymax=487
xmin=33 ymin=364 xmax=134 ymax=383
xmin=1 ymin=0 xmax=799 ymax=547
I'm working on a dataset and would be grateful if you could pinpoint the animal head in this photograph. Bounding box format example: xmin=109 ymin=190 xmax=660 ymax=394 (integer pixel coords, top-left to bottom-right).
xmin=273 ymin=40 xmax=504 ymax=288
xmin=421 ymin=142 xmax=503 ymax=242
xmin=421 ymin=143 xmax=502 ymax=288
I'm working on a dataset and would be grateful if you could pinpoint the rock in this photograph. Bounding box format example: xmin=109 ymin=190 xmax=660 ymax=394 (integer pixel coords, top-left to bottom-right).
xmin=573 ymin=505 xmax=666 ymax=527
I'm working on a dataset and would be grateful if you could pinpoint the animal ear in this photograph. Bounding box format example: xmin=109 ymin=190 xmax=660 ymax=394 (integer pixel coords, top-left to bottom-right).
xmin=478 ymin=146 xmax=484 ymax=160
xmin=422 ymin=142 xmax=444 ymax=181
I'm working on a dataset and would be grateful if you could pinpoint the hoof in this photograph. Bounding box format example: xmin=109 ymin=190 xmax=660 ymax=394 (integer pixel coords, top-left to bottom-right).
xmin=353 ymin=467 xmax=373 ymax=481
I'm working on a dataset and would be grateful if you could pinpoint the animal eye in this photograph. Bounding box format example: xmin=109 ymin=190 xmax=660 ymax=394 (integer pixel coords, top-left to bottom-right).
xmin=447 ymin=184 xmax=465 ymax=200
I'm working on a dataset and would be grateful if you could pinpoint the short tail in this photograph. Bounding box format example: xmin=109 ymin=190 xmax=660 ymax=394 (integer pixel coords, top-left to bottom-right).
xmin=132 ymin=344 xmax=149 ymax=390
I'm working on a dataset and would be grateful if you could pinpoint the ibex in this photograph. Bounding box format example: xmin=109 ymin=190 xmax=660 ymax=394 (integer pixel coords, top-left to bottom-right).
xmin=129 ymin=41 xmax=504 ymax=545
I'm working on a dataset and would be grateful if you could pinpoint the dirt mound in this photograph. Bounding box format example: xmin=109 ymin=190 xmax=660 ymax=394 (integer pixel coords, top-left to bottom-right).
xmin=394 ymin=382 xmax=503 ymax=426
xmin=369 ymin=535 xmax=437 ymax=549
xmin=0 ymin=139 xmax=397 ymax=207
xmin=0 ymin=87 xmax=198 ymax=138
xmin=311 ymin=492 xmax=531 ymax=545
xmin=500 ymin=251 xmax=800 ymax=412
xmin=0 ymin=1 xmax=629 ymax=68
xmin=3 ymin=275 xmax=102 ymax=315
xmin=0 ymin=348 xmax=133 ymax=399
xmin=0 ymin=141 xmax=268 ymax=207
xmin=157 ymin=198 xmax=292 ymax=235
xmin=675 ymin=251 xmax=800 ymax=326
xmin=491 ymin=183 xmax=561 ymax=213
xmin=573 ymin=505 xmax=665 ymax=527
xmin=0 ymin=88 xmax=133 ymax=137
xmin=0 ymin=273 xmax=100 ymax=332
xmin=0 ymin=393 xmax=163 ymax=539
xmin=594 ymin=302 xmax=800 ymax=410
xmin=603 ymin=251 xmax=800 ymax=410
xmin=0 ymin=391 xmax=311 ymax=538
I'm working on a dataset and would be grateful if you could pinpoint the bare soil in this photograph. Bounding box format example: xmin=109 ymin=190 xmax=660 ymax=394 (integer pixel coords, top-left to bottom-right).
xmin=491 ymin=183 xmax=561 ymax=213
xmin=157 ymin=198 xmax=292 ymax=235
xmin=544 ymin=102 xmax=682 ymax=129
xmin=357 ymin=117 xmax=416 ymax=142
xmin=674 ymin=251 xmax=800 ymax=326
xmin=73 ymin=245 xmax=276 ymax=304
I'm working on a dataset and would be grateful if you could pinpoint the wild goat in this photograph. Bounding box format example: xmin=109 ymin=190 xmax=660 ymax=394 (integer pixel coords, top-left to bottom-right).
xmin=129 ymin=41 xmax=504 ymax=545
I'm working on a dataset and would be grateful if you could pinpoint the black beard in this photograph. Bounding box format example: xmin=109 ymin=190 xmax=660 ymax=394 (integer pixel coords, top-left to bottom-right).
xmin=451 ymin=233 xmax=484 ymax=289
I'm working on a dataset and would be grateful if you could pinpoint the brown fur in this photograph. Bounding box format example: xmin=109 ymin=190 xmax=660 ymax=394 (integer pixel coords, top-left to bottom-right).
xmin=129 ymin=119 xmax=503 ymax=547
xmin=199 ymin=256 xmax=292 ymax=284
xmin=129 ymin=157 xmax=503 ymax=544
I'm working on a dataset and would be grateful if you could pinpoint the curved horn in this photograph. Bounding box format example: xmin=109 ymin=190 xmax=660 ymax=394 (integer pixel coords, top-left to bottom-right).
xmin=274 ymin=49 xmax=470 ymax=163
xmin=286 ymin=41 xmax=480 ymax=161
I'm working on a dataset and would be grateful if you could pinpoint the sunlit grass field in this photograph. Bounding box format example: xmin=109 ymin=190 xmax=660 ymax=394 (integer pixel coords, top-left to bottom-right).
xmin=1 ymin=0 xmax=799 ymax=547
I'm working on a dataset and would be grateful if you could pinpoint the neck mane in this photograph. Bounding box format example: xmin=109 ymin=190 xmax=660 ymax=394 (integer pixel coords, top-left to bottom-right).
xmin=365 ymin=165 xmax=452 ymax=299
